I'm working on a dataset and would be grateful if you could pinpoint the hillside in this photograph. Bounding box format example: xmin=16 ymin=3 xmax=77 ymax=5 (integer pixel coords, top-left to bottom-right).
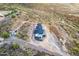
xmin=0 ymin=4 xmax=79 ymax=56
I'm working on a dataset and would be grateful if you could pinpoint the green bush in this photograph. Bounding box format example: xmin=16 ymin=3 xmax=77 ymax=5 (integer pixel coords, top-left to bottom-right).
xmin=5 ymin=9 xmax=17 ymax=18
xmin=12 ymin=43 xmax=19 ymax=49
xmin=11 ymin=14 xmax=16 ymax=18
xmin=1 ymin=32 xmax=10 ymax=38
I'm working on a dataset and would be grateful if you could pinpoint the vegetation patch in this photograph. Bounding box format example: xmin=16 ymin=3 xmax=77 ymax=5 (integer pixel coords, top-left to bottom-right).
xmin=11 ymin=43 xmax=19 ymax=50
xmin=69 ymin=40 xmax=79 ymax=55
xmin=0 ymin=31 xmax=10 ymax=39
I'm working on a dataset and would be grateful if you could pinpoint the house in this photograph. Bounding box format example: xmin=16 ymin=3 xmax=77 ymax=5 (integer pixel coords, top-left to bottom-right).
xmin=33 ymin=23 xmax=46 ymax=41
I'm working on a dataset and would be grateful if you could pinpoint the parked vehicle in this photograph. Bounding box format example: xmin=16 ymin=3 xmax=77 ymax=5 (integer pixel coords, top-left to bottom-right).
xmin=33 ymin=23 xmax=46 ymax=41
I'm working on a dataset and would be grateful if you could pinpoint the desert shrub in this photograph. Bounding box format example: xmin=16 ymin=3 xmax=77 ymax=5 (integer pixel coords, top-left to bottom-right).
xmin=11 ymin=14 xmax=16 ymax=18
xmin=1 ymin=32 xmax=10 ymax=39
xmin=11 ymin=43 xmax=19 ymax=49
